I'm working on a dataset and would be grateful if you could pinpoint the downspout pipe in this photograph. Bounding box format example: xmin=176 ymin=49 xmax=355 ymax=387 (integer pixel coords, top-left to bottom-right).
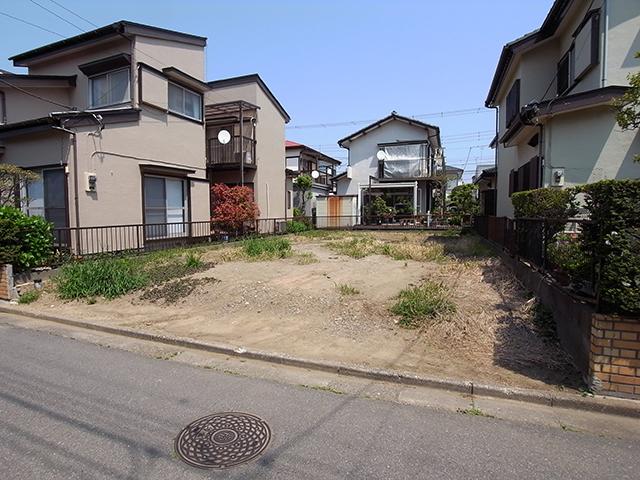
xmin=52 ymin=120 xmax=80 ymax=250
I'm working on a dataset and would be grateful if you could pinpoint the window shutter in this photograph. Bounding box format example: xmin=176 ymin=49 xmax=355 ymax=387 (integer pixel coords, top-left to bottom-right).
xmin=530 ymin=156 xmax=540 ymax=189
xmin=508 ymin=170 xmax=514 ymax=196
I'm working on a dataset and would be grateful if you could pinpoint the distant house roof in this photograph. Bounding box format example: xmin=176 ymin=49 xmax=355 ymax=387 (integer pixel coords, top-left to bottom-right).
xmin=485 ymin=0 xmax=572 ymax=107
xmin=285 ymin=140 xmax=341 ymax=165
xmin=208 ymin=74 xmax=290 ymax=123
xmin=474 ymin=167 xmax=497 ymax=184
xmin=10 ymin=20 xmax=207 ymax=66
xmin=338 ymin=112 xmax=441 ymax=150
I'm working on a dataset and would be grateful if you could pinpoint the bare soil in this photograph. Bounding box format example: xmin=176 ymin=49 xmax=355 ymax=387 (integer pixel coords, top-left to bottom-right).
xmin=23 ymin=231 xmax=578 ymax=391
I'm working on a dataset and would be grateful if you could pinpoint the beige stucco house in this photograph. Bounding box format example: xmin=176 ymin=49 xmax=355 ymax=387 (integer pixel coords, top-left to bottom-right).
xmin=486 ymin=0 xmax=640 ymax=218
xmin=0 ymin=21 xmax=211 ymax=250
xmin=205 ymin=74 xmax=290 ymax=220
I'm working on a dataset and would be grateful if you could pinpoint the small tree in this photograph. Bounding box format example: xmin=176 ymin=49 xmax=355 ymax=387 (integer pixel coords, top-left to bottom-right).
xmin=211 ymin=184 xmax=259 ymax=233
xmin=0 ymin=164 xmax=39 ymax=207
xmin=613 ymin=51 xmax=640 ymax=162
xmin=293 ymin=174 xmax=313 ymax=215
xmin=448 ymin=184 xmax=478 ymax=216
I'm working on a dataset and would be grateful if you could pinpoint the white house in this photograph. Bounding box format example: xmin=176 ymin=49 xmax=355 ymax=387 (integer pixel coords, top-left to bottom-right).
xmin=334 ymin=112 xmax=443 ymax=220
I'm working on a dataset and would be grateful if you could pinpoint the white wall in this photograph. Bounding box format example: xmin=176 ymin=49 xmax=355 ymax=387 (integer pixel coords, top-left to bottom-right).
xmin=340 ymin=120 xmax=430 ymax=197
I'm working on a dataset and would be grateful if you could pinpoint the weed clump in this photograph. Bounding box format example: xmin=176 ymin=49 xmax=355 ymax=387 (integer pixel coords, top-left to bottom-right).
xmin=243 ymin=237 xmax=292 ymax=259
xmin=56 ymin=257 xmax=147 ymax=300
xmin=18 ymin=289 xmax=40 ymax=304
xmin=390 ymin=281 xmax=456 ymax=327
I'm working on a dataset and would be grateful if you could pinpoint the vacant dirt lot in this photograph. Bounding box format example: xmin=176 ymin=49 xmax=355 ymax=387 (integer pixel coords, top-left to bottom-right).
xmin=22 ymin=230 xmax=578 ymax=391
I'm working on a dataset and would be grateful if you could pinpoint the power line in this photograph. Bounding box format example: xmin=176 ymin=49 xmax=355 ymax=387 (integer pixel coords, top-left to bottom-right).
xmin=0 ymin=10 xmax=65 ymax=37
xmin=47 ymin=0 xmax=99 ymax=28
xmin=28 ymin=0 xmax=84 ymax=32
xmin=286 ymin=107 xmax=492 ymax=130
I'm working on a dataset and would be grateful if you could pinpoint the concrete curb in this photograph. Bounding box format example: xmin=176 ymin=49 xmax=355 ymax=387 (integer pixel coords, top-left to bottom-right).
xmin=2 ymin=304 xmax=639 ymax=418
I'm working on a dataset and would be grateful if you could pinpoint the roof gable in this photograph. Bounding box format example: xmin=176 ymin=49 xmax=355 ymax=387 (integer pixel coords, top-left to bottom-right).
xmin=337 ymin=112 xmax=441 ymax=149
xmin=208 ymin=74 xmax=290 ymax=123
xmin=10 ymin=20 xmax=207 ymax=66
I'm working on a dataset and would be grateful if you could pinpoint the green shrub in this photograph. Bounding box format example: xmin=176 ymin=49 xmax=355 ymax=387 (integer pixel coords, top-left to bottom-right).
xmin=286 ymin=220 xmax=310 ymax=234
xmin=390 ymin=281 xmax=457 ymax=327
xmin=0 ymin=206 xmax=53 ymax=271
xmin=547 ymin=233 xmax=590 ymax=283
xmin=511 ymin=188 xmax=577 ymax=219
xmin=243 ymin=237 xmax=292 ymax=259
xmin=292 ymin=207 xmax=304 ymax=217
xmin=580 ymin=180 xmax=640 ymax=313
xmin=56 ymin=257 xmax=148 ymax=300
xmin=18 ymin=289 xmax=40 ymax=304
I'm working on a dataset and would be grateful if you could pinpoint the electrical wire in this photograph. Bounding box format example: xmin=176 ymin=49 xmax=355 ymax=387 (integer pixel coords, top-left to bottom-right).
xmin=28 ymin=0 xmax=84 ymax=32
xmin=46 ymin=0 xmax=99 ymax=28
xmin=0 ymin=10 xmax=65 ymax=37
xmin=0 ymin=76 xmax=73 ymax=109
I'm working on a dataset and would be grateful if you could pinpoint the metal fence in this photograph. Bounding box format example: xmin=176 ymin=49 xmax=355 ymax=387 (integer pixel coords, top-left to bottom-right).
xmin=52 ymin=214 xmax=467 ymax=257
xmin=474 ymin=215 xmax=596 ymax=295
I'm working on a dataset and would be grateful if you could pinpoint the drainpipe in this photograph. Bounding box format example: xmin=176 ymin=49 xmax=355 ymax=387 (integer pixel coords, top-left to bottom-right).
xmin=601 ymin=0 xmax=609 ymax=87
xmin=0 ymin=91 xmax=6 ymax=124
xmin=52 ymin=120 xmax=80 ymax=252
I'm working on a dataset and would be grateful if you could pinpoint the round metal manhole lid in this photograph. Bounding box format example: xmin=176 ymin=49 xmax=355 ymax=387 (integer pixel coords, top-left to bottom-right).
xmin=175 ymin=412 xmax=271 ymax=469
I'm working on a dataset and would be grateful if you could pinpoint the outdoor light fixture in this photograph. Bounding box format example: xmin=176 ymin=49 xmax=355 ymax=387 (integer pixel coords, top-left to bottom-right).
xmin=311 ymin=170 xmax=320 ymax=179
xmin=376 ymin=150 xmax=386 ymax=161
xmin=217 ymin=129 xmax=231 ymax=144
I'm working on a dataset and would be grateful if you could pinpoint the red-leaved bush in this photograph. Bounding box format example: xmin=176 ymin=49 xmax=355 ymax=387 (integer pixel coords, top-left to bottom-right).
xmin=211 ymin=184 xmax=259 ymax=232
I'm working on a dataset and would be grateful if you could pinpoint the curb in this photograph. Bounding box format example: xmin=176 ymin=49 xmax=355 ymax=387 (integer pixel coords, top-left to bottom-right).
xmin=1 ymin=304 xmax=639 ymax=418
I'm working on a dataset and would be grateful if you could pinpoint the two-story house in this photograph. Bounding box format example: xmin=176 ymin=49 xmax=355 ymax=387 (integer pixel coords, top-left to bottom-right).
xmin=204 ymin=74 xmax=290 ymax=221
xmin=334 ymin=112 xmax=443 ymax=221
xmin=284 ymin=140 xmax=341 ymax=217
xmin=486 ymin=0 xmax=640 ymax=218
xmin=0 ymin=21 xmax=211 ymax=251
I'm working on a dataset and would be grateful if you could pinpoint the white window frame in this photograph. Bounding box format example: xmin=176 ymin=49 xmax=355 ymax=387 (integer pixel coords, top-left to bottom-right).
xmin=168 ymin=82 xmax=203 ymax=121
xmin=88 ymin=67 xmax=131 ymax=109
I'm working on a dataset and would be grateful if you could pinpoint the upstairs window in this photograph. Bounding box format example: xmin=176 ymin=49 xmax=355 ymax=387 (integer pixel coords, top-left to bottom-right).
xmin=557 ymin=51 xmax=571 ymax=95
xmin=573 ymin=10 xmax=600 ymax=81
xmin=89 ymin=68 xmax=130 ymax=108
xmin=168 ymin=82 xmax=202 ymax=121
xmin=505 ymin=79 xmax=520 ymax=128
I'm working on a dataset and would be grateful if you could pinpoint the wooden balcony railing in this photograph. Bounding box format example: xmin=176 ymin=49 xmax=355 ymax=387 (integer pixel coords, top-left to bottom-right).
xmin=208 ymin=135 xmax=256 ymax=166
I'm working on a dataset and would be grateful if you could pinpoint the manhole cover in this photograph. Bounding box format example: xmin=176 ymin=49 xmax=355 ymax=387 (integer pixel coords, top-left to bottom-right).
xmin=175 ymin=412 xmax=271 ymax=469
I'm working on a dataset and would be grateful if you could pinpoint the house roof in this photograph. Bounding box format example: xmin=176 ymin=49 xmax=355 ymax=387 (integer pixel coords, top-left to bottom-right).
xmin=338 ymin=112 xmax=441 ymax=149
xmin=499 ymin=86 xmax=629 ymax=145
xmin=485 ymin=0 xmax=572 ymax=107
xmin=208 ymin=74 xmax=290 ymax=123
xmin=10 ymin=20 xmax=207 ymax=66
xmin=285 ymin=140 xmax=342 ymax=165
xmin=0 ymin=71 xmax=76 ymax=88
xmin=473 ymin=167 xmax=497 ymax=184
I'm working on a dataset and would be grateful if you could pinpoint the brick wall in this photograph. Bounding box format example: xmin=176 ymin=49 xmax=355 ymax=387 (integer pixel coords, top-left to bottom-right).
xmin=590 ymin=314 xmax=640 ymax=398
xmin=0 ymin=264 xmax=14 ymax=301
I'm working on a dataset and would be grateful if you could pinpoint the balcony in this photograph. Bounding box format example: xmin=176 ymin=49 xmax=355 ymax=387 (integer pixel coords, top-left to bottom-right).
xmin=208 ymin=135 xmax=256 ymax=169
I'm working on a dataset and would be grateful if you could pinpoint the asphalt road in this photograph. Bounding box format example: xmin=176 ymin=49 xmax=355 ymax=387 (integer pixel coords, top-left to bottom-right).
xmin=0 ymin=322 xmax=638 ymax=480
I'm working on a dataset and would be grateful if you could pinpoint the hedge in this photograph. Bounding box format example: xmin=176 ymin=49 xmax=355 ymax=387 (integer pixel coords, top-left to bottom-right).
xmin=0 ymin=206 xmax=54 ymax=271
xmin=579 ymin=180 xmax=640 ymax=314
xmin=511 ymin=188 xmax=577 ymax=219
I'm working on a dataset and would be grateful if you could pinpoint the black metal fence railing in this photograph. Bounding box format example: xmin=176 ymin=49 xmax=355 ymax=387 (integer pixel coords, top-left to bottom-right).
xmin=51 ymin=214 xmax=469 ymax=257
xmin=473 ymin=215 xmax=596 ymax=296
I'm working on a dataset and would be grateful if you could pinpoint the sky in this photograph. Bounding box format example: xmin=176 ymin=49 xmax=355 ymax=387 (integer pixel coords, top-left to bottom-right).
xmin=1 ymin=0 xmax=554 ymax=181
